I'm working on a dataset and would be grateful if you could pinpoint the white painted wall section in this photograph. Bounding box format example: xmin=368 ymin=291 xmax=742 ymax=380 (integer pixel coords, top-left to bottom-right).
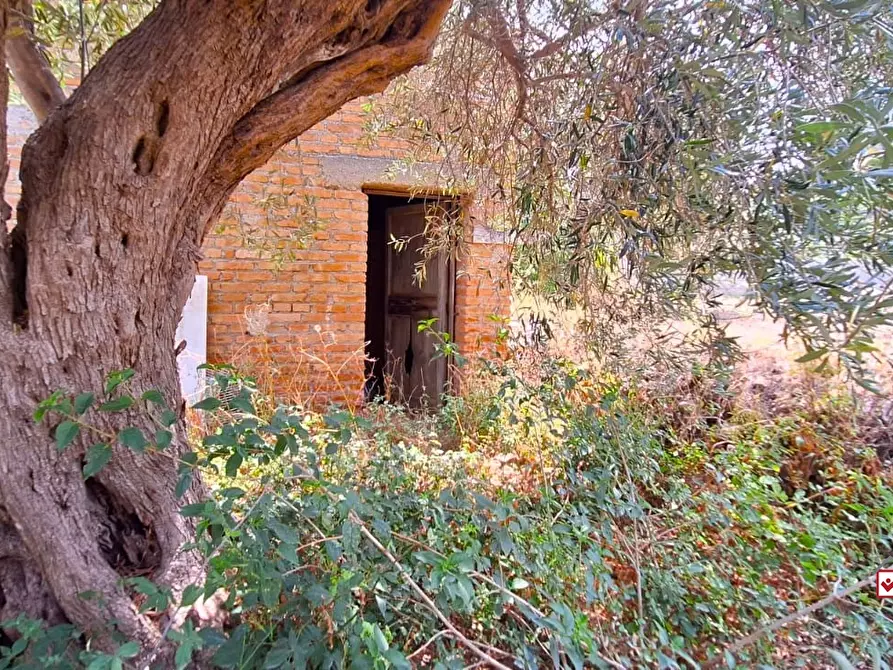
xmin=175 ymin=275 xmax=208 ymax=401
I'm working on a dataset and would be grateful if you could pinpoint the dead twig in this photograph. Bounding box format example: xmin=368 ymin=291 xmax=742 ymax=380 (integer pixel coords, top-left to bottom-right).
xmin=390 ymin=530 xmax=547 ymax=618
xmin=407 ymin=630 xmax=451 ymax=660
xmin=348 ymin=511 xmax=515 ymax=670
xmin=296 ymin=535 xmax=342 ymax=552
xmin=704 ymin=568 xmax=887 ymax=667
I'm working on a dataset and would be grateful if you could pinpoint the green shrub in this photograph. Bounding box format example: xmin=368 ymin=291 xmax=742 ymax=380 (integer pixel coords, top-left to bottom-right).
xmin=4 ymin=361 xmax=891 ymax=669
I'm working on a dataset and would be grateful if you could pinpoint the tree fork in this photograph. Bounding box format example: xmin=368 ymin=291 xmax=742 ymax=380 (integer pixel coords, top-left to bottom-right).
xmin=0 ymin=0 xmax=450 ymax=656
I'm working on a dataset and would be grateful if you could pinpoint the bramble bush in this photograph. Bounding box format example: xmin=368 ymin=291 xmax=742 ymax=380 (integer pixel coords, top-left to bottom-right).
xmin=2 ymin=358 xmax=892 ymax=669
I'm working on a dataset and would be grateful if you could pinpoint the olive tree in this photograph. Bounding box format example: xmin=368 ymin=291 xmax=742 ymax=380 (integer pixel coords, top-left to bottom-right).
xmin=2 ymin=0 xmax=892 ymax=660
xmin=384 ymin=0 xmax=893 ymax=379
xmin=0 ymin=0 xmax=450 ymax=654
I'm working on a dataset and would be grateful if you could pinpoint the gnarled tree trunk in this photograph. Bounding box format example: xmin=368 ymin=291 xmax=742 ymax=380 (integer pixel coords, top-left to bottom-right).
xmin=0 ymin=0 xmax=450 ymax=656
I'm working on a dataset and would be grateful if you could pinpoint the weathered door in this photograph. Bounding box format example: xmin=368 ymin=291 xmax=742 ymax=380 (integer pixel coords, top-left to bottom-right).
xmin=384 ymin=203 xmax=452 ymax=408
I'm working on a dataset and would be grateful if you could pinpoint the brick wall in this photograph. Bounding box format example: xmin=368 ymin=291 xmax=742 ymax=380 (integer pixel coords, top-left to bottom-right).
xmin=4 ymin=97 xmax=510 ymax=406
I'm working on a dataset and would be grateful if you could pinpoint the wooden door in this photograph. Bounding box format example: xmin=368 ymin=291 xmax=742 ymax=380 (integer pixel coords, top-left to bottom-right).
xmin=384 ymin=203 xmax=451 ymax=408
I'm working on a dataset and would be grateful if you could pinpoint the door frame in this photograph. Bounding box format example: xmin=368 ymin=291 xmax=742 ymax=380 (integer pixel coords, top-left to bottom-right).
xmin=365 ymin=188 xmax=459 ymax=406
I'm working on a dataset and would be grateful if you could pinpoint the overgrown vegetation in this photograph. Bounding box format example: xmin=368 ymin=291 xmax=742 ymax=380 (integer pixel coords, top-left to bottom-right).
xmin=4 ymin=356 xmax=890 ymax=669
xmin=3 ymin=2 xmax=893 ymax=667
xmin=377 ymin=0 xmax=893 ymax=382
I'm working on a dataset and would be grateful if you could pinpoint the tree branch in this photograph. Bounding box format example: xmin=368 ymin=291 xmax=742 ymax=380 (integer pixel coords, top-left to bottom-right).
xmin=6 ymin=0 xmax=66 ymax=122
xmin=462 ymin=5 xmax=529 ymax=127
xmin=1 ymin=0 xmax=12 ymax=330
xmin=463 ymin=5 xmax=525 ymax=75
xmin=202 ymin=0 xmax=451 ymax=196
xmin=187 ymin=0 xmax=452 ymax=255
xmin=704 ymin=569 xmax=886 ymax=667
xmin=348 ymin=510 xmax=515 ymax=670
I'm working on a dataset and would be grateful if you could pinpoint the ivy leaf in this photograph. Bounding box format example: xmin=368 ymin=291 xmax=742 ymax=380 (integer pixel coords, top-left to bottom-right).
xmin=191 ymin=397 xmax=221 ymax=411
xmin=155 ymin=429 xmax=173 ymax=450
xmin=105 ymin=369 xmax=135 ymax=395
xmin=175 ymin=471 xmax=193 ymax=499
xmin=118 ymin=427 xmax=148 ymax=452
xmin=174 ymin=643 xmax=194 ymax=670
xmin=160 ymin=409 xmax=178 ymax=427
xmin=261 ymin=579 xmax=281 ymax=607
xmin=35 ymin=390 xmax=69 ymax=422
xmin=83 ymin=443 xmax=112 ymax=479
xmin=197 ymin=628 xmax=227 ymax=648
xmin=225 ymin=452 xmax=243 ymax=478
xmin=383 ymin=649 xmax=411 ymax=670
xmin=10 ymin=637 xmax=27 ymax=657
xmin=99 ymin=396 xmax=135 ymax=412
xmin=267 ymin=519 xmax=299 ymax=545
xmin=142 ymin=389 xmax=166 ymax=406
xmin=117 ymin=641 xmax=140 ymax=659
xmin=264 ymin=645 xmax=293 ymax=669
xmin=55 ymin=420 xmax=80 ymax=451
xmin=372 ymin=624 xmax=388 ymax=653
xmin=228 ymin=391 xmax=254 ymax=415
xmin=85 ymin=656 xmax=109 ymax=670
xmin=73 ymin=392 xmax=95 ymax=415
xmin=180 ymin=584 xmax=203 ymax=608
xmin=213 ymin=624 xmax=248 ymax=668
xmin=128 ymin=577 xmax=170 ymax=612
xmin=180 ymin=502 xmax=210 ymax=517
xmin=342 ymin=518 xmax=360 ymax=553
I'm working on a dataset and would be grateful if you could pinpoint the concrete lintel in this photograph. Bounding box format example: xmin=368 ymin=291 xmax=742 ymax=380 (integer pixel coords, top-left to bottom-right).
xmin=316 ymin=154 xmax=458 ymax=193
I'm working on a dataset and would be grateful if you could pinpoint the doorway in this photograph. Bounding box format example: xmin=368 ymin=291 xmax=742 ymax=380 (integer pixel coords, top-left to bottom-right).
xmin=364 ymin=192 xmax=456 ymax=408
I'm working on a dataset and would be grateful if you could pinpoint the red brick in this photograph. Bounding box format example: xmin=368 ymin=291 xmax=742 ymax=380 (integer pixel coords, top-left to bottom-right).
xmin=3 ymin=94 xmax=510 ymax=404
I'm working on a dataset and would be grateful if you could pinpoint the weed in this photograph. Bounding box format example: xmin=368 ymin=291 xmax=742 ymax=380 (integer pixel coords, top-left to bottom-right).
xmin=3 ymin=359 xmax=891 ymax=669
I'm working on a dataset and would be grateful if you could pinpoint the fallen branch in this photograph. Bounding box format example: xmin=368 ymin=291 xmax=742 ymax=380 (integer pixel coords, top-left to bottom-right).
xmin=407 ymin=630 xmax=451 ymax=660
xmin=391 ymin=530 xmax=547 ymax=618
xmin=348 ymin=511 xmax=516 ymax=670
xmin=705 ymin=568 xmax=887 ymax=667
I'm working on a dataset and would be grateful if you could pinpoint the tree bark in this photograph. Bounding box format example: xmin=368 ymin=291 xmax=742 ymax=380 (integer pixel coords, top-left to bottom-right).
xmin=0 ymin=0 xmax=450 ymax=656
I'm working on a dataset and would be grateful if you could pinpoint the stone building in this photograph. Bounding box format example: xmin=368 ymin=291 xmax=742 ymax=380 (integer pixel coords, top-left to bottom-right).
xmin=5 ymin=97 xmax=510 ymax=407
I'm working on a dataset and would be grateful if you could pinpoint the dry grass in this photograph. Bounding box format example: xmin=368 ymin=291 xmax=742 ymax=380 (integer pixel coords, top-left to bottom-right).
xmin=226 ymin=329 xmax=368 ymax=412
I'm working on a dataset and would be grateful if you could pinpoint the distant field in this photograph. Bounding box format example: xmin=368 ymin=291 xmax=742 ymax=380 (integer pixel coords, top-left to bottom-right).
xmin=511 ymin=290 xmax=893 ymax=396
